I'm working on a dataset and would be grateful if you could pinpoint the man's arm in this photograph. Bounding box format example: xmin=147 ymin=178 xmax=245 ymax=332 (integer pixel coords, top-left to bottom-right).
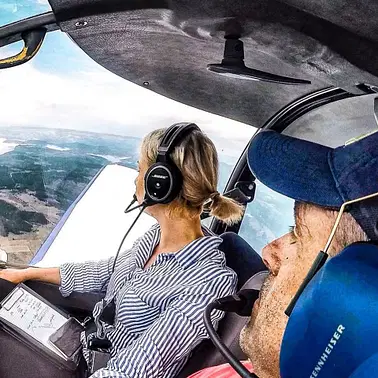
xmin=90 ymin=273 xmax=237 ymax=378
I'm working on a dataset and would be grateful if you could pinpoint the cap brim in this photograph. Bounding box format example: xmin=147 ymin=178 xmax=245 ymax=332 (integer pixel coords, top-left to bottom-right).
xmin=247 ymin=131 xmax=343 ymax=208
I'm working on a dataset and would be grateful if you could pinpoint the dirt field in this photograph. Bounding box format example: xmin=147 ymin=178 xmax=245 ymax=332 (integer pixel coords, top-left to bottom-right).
xmin=1 ymin=224 xmax=56 ymax=264
xmin=0 ymin=191 xmax=61 ymax=265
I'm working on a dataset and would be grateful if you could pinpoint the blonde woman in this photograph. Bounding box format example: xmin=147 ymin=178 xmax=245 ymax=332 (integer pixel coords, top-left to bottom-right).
xmin=0 ymin=123 xmax=243 ymax=378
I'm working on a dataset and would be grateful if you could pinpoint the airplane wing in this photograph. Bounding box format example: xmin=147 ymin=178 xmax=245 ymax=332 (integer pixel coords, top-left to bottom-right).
xmin=32 ymin=165 xmax=156 ymax=267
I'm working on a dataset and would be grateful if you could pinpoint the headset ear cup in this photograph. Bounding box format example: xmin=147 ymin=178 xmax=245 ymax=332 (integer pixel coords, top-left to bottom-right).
xmin=166 ymin=164 xmax=183 ymax=203
xmin=144 ymin=163 xmax=182 ymax=205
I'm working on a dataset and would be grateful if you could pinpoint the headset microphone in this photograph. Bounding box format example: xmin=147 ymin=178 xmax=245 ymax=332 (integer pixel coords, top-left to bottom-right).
xmin=124 ymin=202 xmax=146 ymax=213
xmin=124 ymin=194 xmax=137 ymax=212
xmin=125 ymin=123 xmax=200 ymax=215
xmin=124 ymin=194 xmax=148 ymax=214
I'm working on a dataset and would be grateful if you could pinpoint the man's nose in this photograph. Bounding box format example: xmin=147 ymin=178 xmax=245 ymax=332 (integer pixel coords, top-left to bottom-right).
xmin=262 ymin=237 xmax=283 ymax=275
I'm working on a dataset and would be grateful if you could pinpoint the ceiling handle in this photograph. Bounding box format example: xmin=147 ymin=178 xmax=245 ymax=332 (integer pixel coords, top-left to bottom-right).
xmin=208 ymin=37 xmax=311 ymax=85
xmin=0 ymin=28 xmax=46 ymax=69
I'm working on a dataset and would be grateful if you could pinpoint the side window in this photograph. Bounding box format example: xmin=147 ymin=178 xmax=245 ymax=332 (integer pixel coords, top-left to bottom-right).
xmin=239 ymin=180 xmax=294 ymax=255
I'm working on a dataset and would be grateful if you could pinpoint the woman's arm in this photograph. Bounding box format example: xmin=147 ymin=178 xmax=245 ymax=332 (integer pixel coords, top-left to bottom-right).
xmin=0 ymin=231 xmax=145 ymax=297
xmin=90 ymin=272 xmax=237 ymax=378
xmin=0 ymin=267 xmax=61 ymax=285
xmin=0 ymin=244 xmax=135 ymax=296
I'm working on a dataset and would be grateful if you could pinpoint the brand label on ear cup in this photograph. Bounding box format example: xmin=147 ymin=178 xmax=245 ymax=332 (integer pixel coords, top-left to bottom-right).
xmin=145 ymin=165 xmax=174 ymax=203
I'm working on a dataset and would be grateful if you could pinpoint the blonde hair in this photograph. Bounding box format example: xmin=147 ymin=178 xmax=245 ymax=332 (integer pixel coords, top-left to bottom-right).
xmin=140 ymin=127 xmax=244 ymax=225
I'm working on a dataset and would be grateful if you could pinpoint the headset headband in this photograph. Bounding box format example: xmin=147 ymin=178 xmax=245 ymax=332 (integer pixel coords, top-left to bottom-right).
xmin=157 ymin=122 xmax=200 ymax=163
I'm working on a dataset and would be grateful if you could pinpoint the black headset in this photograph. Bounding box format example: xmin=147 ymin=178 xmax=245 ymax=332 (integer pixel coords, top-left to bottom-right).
xmin=143 ymin=122 xmax=201 ymax=206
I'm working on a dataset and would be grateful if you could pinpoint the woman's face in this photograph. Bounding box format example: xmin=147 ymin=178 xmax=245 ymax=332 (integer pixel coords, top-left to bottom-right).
xmin=135 ymin=158 xmax=148 ymax=204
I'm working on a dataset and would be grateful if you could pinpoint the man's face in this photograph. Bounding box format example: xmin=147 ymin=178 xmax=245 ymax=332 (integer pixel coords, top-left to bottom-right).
xmin=240 ymin=204 xmax=336 ymax=378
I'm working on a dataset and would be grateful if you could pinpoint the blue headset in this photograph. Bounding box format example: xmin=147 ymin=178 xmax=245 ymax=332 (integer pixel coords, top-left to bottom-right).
xmin=280 ymin=241 xmax=378 ymax=377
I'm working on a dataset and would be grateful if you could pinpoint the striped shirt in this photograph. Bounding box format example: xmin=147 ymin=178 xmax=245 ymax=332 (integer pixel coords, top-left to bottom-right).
xmin=59 ymin=224 xmax=237 ymax=378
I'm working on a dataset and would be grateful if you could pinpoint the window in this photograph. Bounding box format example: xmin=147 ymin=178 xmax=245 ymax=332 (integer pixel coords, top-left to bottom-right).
xmin=0 ymin=0 xmax=51 ymax=26
xmin=0 ymin=22 xmax=254 ymax=264
xmin=239 ymin=180 xmax=294 ymax=255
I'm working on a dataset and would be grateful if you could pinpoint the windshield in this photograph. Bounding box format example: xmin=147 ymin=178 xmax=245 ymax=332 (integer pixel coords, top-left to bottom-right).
xmin=0 ymin=19 xmax=255 ymax=264
xmin=239 ymin=180 xmax=294 ymax=254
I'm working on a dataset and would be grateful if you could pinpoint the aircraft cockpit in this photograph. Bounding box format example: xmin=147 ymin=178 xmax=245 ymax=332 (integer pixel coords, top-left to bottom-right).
xmin=0 ymin=0 xmax=377 ymax=377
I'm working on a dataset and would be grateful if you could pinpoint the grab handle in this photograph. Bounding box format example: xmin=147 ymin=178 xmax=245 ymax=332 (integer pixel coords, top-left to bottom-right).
xmin=0 ymin=28 xmax=46 ymax=69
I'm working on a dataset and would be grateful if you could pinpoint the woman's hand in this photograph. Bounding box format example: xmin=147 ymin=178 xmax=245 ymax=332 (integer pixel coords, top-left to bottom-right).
xmin=0 ymin=268 xmax=29 ymax=284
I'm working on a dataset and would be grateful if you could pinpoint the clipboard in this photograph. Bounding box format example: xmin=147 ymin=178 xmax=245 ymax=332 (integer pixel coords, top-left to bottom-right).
xmin=0 ymin=283 xmax=80 ymax=371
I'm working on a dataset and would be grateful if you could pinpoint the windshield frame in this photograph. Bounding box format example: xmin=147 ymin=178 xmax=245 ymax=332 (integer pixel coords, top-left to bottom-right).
xmin=211 ymin=87 xmax=357 ymax=236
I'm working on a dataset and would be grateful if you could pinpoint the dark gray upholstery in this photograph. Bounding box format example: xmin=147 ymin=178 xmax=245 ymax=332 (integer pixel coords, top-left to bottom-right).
xmin=42 ymin=0 xmax=378 ymax=130
xmin=220 ymin=232 xmax=267 ymax=289
xmin=177 ymin=271 xmax=268 ymax=378
xmin=0 ymin=279 xmax=90 ymax=378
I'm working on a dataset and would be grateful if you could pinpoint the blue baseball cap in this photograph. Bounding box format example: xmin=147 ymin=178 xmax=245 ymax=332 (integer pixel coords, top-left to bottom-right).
xmin=247 ymin=130 xmax=378 ymax=239
xmin=280 ymin=242 xmax=378 ymax=377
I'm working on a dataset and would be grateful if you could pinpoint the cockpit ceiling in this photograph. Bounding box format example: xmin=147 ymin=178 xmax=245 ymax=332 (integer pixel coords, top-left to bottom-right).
xmin=47 ymin=0 xmax=378 ymax=127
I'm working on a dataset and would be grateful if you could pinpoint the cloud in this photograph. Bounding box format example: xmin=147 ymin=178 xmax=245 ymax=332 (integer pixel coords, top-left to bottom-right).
xmin=0 ymin=3 xmax=18 ymax=13
xmin=0 ymin=58 xmax=256 ymax=158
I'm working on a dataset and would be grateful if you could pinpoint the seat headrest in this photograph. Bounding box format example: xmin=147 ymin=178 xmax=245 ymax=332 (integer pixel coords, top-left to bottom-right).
xmin=280 ymin=242 xmax=378 ymax=378
xmin=219 ymin=232 xmax=266 ymax=289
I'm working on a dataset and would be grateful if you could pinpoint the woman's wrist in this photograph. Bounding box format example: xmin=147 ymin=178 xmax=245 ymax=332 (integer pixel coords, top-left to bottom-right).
xmin=23 ymin=267 xmax=41 ymax=281
xmin=23 ymin=267 xmax=61 ymax=285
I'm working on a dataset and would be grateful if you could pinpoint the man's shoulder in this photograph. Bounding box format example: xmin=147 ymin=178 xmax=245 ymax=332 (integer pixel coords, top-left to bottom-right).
xmin=188 ymin=362 xmax=253 ymax=378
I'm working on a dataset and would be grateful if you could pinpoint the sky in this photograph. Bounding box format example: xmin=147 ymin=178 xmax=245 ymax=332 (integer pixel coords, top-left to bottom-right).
xmin=0 ymin=0 xmax=256 ymax=162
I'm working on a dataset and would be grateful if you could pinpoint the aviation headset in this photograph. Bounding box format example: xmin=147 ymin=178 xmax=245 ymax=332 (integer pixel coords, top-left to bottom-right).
xmin=143 ymin=122 xmax=201 ymax=206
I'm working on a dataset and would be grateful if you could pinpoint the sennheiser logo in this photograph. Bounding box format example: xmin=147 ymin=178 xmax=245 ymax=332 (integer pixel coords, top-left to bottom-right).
xmin=152 ymin=174 xmax=168 ymax=180
xmin=309 ymin=324 xmax=345 ymax=378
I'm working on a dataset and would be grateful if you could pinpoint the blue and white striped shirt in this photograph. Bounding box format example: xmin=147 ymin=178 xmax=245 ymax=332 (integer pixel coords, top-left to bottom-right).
xmin=59 ymin=224 xmax=237 ymax=378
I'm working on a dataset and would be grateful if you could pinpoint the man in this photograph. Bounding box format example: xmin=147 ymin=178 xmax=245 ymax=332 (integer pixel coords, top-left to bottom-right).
xmin=190 ymin=128 xmax=378 ymax=377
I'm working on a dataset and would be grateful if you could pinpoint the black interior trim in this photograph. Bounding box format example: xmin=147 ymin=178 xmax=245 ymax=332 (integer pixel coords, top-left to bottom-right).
xmin=264 ymin=87 xmax=355 ymax=133
xmin=0 ymin=29 xmax=47 ymax=69
xmin=0 ymin=12 xmax=57 ymax=48
xmin=52 ymin=0 xmax=169 ymax=23
xmin=48 ymin=0 xmax=378 ymax=126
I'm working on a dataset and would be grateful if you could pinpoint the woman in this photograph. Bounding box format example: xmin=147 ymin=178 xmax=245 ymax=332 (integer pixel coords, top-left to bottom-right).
xmin=0 ymin=123 xmax=243 ymax=378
